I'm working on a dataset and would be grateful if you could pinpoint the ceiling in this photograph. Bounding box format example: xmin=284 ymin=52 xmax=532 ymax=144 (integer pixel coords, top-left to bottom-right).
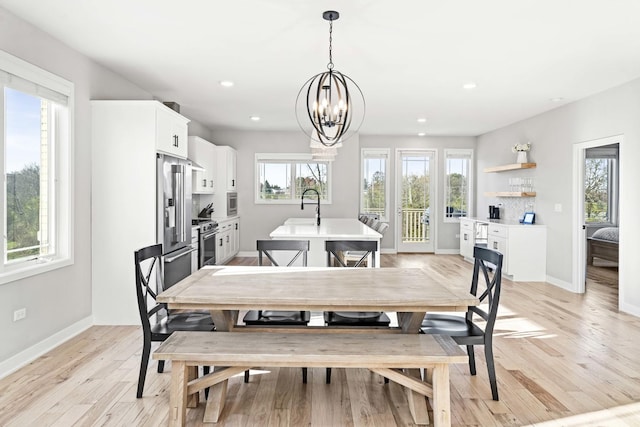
xmin=3 ymin=0 xmax=640 ymax=137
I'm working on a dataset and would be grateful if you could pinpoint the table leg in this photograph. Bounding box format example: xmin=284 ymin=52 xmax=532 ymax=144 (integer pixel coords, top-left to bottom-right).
xmin=397 ymin=311 xmax=430 ymax=425
xmin=202 ymin=310 xmax=238 ymax=423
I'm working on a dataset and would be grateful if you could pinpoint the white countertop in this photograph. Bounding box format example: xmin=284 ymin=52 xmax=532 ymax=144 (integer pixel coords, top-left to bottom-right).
xmin=271 ymin=218 xmax=382 ymax=239
xmin=466 ymin=217 xmax=546 ymax=227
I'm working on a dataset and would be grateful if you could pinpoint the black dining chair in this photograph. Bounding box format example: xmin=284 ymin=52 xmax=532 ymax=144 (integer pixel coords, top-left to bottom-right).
xmin=324 ymin=240 xmax=391 ymax=383
xmin=420 ymin=245 xmax=503 ymax=400
xmin=134 ymin=243 xmax=214 ymax=398
xmin=242 ymin=239 xmax=311 ymax=383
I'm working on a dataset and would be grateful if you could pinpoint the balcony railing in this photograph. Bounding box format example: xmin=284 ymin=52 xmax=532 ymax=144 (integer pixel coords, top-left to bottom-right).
xmin=402 ymin=208 xmax=429 ymax=242
xmin=361 ymin=208 xmax=430 ymax=242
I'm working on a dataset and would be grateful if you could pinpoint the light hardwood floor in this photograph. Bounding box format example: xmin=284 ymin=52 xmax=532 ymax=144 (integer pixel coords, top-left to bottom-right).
xmin=1 ymin=254 xmax=638 ymax=426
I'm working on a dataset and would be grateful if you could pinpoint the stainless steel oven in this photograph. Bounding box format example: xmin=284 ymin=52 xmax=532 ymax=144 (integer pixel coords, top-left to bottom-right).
xmin=199 ymin=221 xmax=218 ymax=267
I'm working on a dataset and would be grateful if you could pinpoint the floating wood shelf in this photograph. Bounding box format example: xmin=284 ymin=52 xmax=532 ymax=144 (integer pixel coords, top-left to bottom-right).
xmin=484 ymin=192 xmax=537 ymax=198
xmin=484 ymin=163 xmax=537 ymax=173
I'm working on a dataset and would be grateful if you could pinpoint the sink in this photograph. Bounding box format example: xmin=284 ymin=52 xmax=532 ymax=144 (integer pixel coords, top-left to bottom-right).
xmin=284 ymin=218 xmax=316 ymax=225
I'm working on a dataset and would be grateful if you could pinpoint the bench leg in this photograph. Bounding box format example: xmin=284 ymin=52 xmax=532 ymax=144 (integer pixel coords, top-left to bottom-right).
xmin=405 ymin=368 xmax=430 ymax=425
xmin=168 ymin=361 xmax=188 ymax=427
xmin=430 ymin=364 xmax=451 ymax=427
xmin=187 ymin=366 xmax=199 ymax=408
xmin=203 ymin=368 xmax=229 ymax=423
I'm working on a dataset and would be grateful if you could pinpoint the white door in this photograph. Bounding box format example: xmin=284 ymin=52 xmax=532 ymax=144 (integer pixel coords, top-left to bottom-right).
xmin=396 ymin=150 xmax=436 ymax=252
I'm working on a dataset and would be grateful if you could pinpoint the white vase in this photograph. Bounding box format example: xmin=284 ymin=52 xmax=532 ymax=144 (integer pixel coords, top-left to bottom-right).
xmin=516 ymin=151 xmax=528 ymax=163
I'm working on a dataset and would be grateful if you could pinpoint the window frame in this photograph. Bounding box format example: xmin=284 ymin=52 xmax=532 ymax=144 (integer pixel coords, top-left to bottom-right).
xmin=584 ymin=147 xmax=619 ymax=225
xmin=443 ymin=148 xmax=473 ymax=223
xmin=360 ymin=148 xmax=390 ymax=222
xmin=254 ymin=153 xmax=332 ymax=204
xmin=0 ymin=50 xmax=74 ymax=285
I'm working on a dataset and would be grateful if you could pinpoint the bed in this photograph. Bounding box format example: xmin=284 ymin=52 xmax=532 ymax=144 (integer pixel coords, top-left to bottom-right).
xmin=587 ymin=227 xmax=618 ymax=265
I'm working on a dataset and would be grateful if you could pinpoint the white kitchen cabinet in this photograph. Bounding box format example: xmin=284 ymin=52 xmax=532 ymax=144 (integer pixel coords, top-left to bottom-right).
xmin=188 ymin=136 xmax=215 ymax=194
xmin=211 ymin=146 xmax=238 ymax=218
xmin=155 ymin=105 xmax=189 ymax=159
xmin=91 ymin=100 xmax=191 ymax=324
xmin=215 ymin=216 xmax=240 ymax=265
xmin=459 ymin=218 xmax=488 ymax=261
xmin=486 ymin=222 xmax=547 ymax=281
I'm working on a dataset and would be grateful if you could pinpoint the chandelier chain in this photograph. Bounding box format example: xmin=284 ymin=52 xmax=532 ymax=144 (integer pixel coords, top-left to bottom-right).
xmin=327 ymin=19 xmax=334 ymax=70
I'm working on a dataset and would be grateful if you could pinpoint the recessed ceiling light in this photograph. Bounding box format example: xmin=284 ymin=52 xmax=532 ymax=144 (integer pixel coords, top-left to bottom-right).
xmin=462 ymin=82 xmax=477 ymax=90
xmin=249 ymin=116 xmax=261 ymax=121
xmin=219 ymin=80 xmax=234 ymax=87
xmin=417 ymin=118 xmax=427 ymax=123
xmin=418 ymin=132 xmax=426 ymax=137
xmin=550 ymin=97 xmax=564 ymax=102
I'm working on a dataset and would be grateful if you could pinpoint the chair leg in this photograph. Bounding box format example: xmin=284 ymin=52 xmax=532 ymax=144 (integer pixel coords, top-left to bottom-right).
xmin=157 ymin=359 xmax=165 ymax=373
xmin=484 ymin=345 xmax=499 ymax=401
xmin=302 ymin=368 xmax=308 ymax=384
xmin=244 ymin=369 xmax=250 ymax=383
xmin=466 ymin=345 xmax=476 ymax=375
xmin=137 ymin=339 xmax=151 ymax=398
xmin=326 ymin=368 xmax=332 ymax=384
xmin=203 ymin=366 xmax=210 ymax=400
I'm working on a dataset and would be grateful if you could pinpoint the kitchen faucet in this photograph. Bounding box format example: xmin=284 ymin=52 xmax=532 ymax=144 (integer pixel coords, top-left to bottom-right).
xmin=301 ymin=188 xmax=321 ymax=226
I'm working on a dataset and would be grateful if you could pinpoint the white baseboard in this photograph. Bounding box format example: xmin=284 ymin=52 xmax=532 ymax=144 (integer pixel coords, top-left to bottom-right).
xmin=0 ymin=316 xmax=93 ymax=379
xmin=381 ymin=248 xmax=396 ymax=254
xmin=435 ymin=249 xmax=460 ymax=255
xmin=620 ymin=301 xmax=640 ymax=317
xmin=546 ymin=275 xmax=578 ymax=293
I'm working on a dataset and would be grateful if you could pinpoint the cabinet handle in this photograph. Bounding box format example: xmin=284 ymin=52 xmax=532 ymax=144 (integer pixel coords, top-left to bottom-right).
xmin=226 ymin=235 xmax=229 ymax=243
xmin=202 ymin=179 xmax=207 ymax=186
xmin=219 ymin=238 xmax=223 ymax=247
xmin=463 ymin=233 xmax=468 ymax=241
xmin=493 ymin=241 xmax=498 ymax=250
xmin=235 ymin=223 xmax=238 ymax=230
xmin=209 ymin=180 xmax=213 ymax=187
xmin=232 ymin=179 xmax=235 ymax=187
xmin=173 ymin=135 xmax=179 ymax=147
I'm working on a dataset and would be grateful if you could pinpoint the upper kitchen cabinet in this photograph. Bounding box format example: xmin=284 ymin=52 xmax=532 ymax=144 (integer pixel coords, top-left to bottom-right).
xmin=216 ymin=146 xmax=237 ymax=191
xmin=188 ymin=136 xmax=215 ymax=194
xmin=155 ymin=105 xmax=189 ymax=158
xmin=211 ymin=146 xmax=238 ymax=218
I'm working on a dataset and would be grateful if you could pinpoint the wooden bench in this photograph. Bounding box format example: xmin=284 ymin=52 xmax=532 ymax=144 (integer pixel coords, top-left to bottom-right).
xmin=153 ymin=331 xmax=467 ymax=427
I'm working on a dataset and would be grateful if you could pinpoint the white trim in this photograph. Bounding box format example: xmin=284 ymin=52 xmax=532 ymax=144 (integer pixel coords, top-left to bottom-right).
xmin=545 ymin=274 xmax=577 ymax=293
xmin=360 ymin=148 xmax=391 ymax=221
xmin=620 ymin=301 xmax=640 ymax=317
xmin=572 ymin=134 xmax=622 ymax=295
xmin=443 ymin=148 xmax=474 ymax=223
xmin=254 ymin=153 xmax=332 ymax=204
xmin=435 ymin=249 xmax=460 ymax=255
xmin=0 ymin=316 xmax=92 ymax=379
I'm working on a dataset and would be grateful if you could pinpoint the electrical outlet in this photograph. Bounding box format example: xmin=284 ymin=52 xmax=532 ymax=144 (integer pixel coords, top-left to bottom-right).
xmin=554 ymin=203 xmax=563 ymax=213
xmin=13 ymin=308 xmax=26 ymax=322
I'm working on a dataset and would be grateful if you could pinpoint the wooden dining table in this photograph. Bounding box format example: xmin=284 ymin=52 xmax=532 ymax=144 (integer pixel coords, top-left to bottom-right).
xmin=157 ymin=266 xmax=478 ymax=425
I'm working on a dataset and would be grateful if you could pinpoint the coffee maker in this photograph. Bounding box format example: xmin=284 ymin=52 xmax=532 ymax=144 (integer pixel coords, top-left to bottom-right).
xmin=489 ymin=205 xmax=500 ymax=220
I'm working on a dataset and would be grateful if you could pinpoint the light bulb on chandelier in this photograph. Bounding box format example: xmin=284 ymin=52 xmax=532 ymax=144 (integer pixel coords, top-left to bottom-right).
xmin=296 ymin=10 xmax=365 ymax=148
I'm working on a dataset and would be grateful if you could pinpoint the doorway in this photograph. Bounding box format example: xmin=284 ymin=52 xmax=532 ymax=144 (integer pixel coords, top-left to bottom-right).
xmin=395 ymin=150 xmax=436 ymax=252
xmin=572 ymin=135 xmax=621 ymax=294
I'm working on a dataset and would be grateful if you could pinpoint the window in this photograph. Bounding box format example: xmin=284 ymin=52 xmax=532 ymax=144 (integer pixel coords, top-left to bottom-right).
xmin=584 ymin=144 xmax=618 ymax=224
xmin=444 ymin=149 xmax=473 ymax=221
xmin=255 ymin=153 xmax=331 ymax=204
xmin=360 ymin=148 xmax=389 ymax=221
xmin=0 ymin=50 xmax=73 ymax=284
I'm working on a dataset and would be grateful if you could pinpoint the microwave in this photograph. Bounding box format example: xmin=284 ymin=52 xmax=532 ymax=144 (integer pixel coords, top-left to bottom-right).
xmin=227 ymin=192 xmax=238 ymax=216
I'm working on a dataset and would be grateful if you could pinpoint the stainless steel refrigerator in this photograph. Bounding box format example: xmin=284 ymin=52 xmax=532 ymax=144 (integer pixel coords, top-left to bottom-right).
xmin=157 ymin=153 xmax=194 ymax=288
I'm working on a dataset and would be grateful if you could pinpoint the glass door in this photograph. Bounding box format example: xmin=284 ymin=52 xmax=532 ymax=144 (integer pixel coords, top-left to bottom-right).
xmin=396 ymin=150 xmax=436 ymax=252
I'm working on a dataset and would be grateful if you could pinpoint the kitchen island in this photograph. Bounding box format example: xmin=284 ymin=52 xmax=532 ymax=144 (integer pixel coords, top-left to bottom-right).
xmin=270 ymin=218 xmax=382 ymax=267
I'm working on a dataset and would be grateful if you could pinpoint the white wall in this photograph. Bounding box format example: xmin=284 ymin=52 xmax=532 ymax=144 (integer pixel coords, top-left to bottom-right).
xmin=0 ymin=7 xmax=213 ymax=373
xmin=477 ymin=77 xmax=640 ymax=315
xmin=210 ymin=130 xmax=361 ymax=253
xmin=210 ymin=130 xmax=475 ymax=253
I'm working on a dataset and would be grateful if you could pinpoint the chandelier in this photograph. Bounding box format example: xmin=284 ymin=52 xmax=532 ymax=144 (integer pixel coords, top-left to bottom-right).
xmin=296 ymin=10 xmax=365 ymax=148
